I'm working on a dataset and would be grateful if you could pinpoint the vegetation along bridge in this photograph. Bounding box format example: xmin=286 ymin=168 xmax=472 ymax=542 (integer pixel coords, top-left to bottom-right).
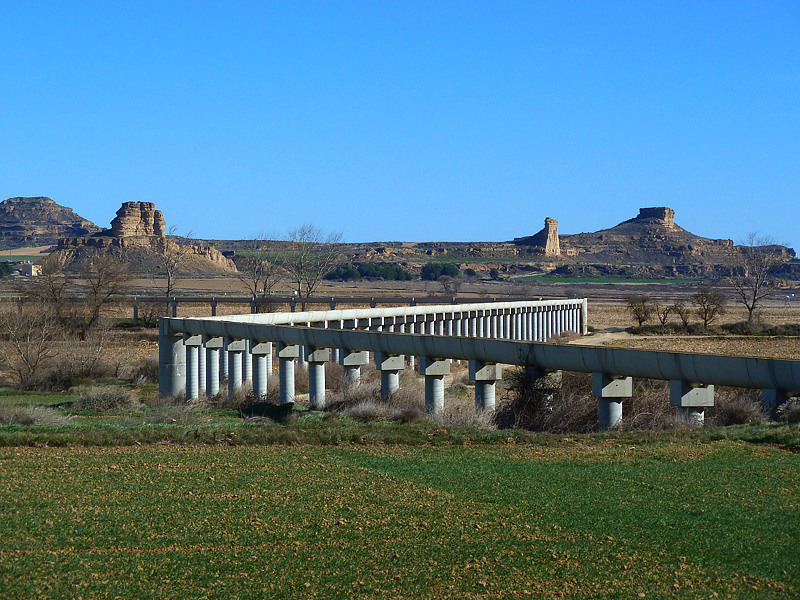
xmin=159 ymin=299 xmax=800 ymax=428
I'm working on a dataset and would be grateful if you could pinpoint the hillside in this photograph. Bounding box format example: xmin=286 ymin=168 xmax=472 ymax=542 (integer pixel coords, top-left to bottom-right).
xmin=0 ymin=197 xmax=100 ymax=249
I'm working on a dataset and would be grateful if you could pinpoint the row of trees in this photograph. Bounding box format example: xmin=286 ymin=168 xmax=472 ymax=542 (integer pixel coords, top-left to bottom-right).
xmin=625 ymin=287 xmax=727 ymax=330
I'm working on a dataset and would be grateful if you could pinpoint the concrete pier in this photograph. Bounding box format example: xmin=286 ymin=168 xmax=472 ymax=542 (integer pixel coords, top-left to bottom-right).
xmin=470 ymin=359 xmax=503 ymax=412
xmin=204 ymin=335 xmax=222 ymax=397
xmin=277 ymin=342 xmax=299 ymax=405
xmin=306 ymin=346 xmax=330 ymax=410
xmin=377 ymin=353 xmax=404 ymax=398
xmin=184 ymin=334 xmax=203 ymax=401
xmin=593 ymin=373 xmax=633 ymax=430
xmin=158 ymin=319 xmax=185 ymax=397
xmin=420 ymin=356 xmax=450 ymax=414
xmin=670 ymin=380 xmax=714 ymax=426
xmin=341 ymin=349 xmax=369 ymax=388
xmin=251 ymin=341 xmax=272 ymax=398
xmin=226 ymin=339 xmax=246 ymax=397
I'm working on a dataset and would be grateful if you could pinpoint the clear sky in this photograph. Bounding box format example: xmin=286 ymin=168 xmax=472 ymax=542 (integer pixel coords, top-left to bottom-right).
xmin=1 ymin=1 xmax=798 ymax=247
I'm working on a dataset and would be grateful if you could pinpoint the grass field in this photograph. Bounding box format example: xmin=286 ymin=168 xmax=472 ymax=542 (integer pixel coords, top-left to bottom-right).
xmin=0 ymin=440 xmax=797 ymax=599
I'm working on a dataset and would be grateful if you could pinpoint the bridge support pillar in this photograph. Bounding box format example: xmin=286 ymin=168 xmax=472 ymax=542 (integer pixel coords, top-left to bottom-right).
xmin=251 ymin=342 xmax=272 ymax=398
xmin=204 ymin=336 xmax=223 ymax=397
xmin=341 ymin=349 xmax=369 ymax=388
xmin=376 ymin=353 xmax=405 ymax=399
xmin=159 ymin=320 xmax=185 ymax=398
xmin=593 ymin=373 xmax=632 ymax=430
xmin=670 ymin=380 xmax=714 ymax=426
xmin=306 ymin=346 xmax=330 ymax=410
xmin=470 ymin=360 xmax=503 ymax=412
xmin=183 ymin=334 xmax=203 ymax=401
xmin=227 ymin=339 xmax=246 ymax=397
xmin=420 ymin=357 xmax=450 ymax=413
xmin=277 ymin=342 xmax=300 ymax=405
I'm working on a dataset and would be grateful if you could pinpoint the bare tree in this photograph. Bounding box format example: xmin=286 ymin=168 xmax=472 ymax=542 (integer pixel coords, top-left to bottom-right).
xmin=728 ymin=233 xmax=788 ymax=323
xmin=624 ymin=295 xmax=653 ymax=326
xmin=692 ymin=287 xmax=727 ymax=330
xmin=280 ymin=225 xmax=343 ymax=308
xmin=653 ymin=302 xmax=672 ymax=332
xmin=671 ymin=300 xmax=691 ymax=327
xmin=0 ymin=304 xmax=64 ymax=388
xmin=78 ymin=254 xmax=132 ymax=338
xmin=438 ymin=275 xmax=464 ymax=297
xmin=235 ymin=235 xmax=285 ymax=308
xmin=153 ymin=227 xmax=194 ymax=298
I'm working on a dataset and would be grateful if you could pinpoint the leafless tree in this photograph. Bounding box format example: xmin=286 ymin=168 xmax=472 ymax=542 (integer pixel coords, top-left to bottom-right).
xmin=154 ymin=226 xmax=194 ymax=297
xmin=692 ymin=286 xmax=727 ymax=330
xmin=727 ymin=233 xmax=788 ymax=323
xmin=653 ymin=302 xmax=672 ymax=332
xmin=235 ymin=235 xmax=285 ymax=308
xmin=0 ymin=303 xmax=64 ymax=388
xmin=438 ymin=275 xmax=464 ymax=297
xmin=78 ymin=253 xmax=132 ymax=338
xmin=624 ymin=295 xmax=653 ymax=326
xmin=671 ymin=300 xmax=691 ymax=327
xmin=280 ymin=225 xmax=343 ymax=308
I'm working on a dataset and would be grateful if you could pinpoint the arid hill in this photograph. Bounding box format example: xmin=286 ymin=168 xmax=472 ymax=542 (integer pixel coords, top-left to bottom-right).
xmin=0 ymin=197 xmax=100 ymax=249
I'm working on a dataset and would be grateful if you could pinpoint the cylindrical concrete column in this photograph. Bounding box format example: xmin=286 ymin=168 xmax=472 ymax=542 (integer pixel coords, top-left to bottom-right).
xmin=425 ymin=375 xmax=445 ymax=413
xmin=186 ymin=344 xmax=199 ymax=401
xmin=343 ymin=365 xmax=361 ymax=387
xmin=242 ymin=339 xmax=252 ymax=383
xmin=598 ymin=399 xmax=623 ymax=429
xmin=158 ymin=321 xmax=185 ymax=398
xmin=220 ymin=339 xmax=229 ymax=379
xmin=206 ymin=347 xmax=220 ymax=396
xmin=228 ymin=350 xmax=243 ymax=397
xmin=515 ymin=313 xmax=523 ymax=340
xmin=308 ymin=361 xmax=326 ymax=409
xmin=198 ymin=344 xmax=206 ymax=395
xmin=252 ymin=353 xmax=268 ymax=398
xmin=475 ymin=381 xmax=496 ymax=412
xmin=381 ymin=370 xmax=400 ymax=398
xmin=279 ymin=357 xmax=295 ymax=405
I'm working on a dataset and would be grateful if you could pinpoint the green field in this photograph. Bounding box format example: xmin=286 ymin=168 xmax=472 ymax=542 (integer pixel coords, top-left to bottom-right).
xmin=0 ymin=441 xmax=796 ymax=599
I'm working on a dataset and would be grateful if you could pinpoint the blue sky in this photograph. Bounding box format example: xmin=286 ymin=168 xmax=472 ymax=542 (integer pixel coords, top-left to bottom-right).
xmin=2 ymin=1 xmax=798 ymax=247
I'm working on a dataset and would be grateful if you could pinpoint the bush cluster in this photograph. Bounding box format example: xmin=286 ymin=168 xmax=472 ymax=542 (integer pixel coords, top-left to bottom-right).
xmin=326 ymin=263 xmax=413 ymax=281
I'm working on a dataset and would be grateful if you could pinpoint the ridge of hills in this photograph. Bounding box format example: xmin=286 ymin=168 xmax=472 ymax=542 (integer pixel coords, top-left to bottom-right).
xmin=1 ymin=197 xmax=797 ymax=281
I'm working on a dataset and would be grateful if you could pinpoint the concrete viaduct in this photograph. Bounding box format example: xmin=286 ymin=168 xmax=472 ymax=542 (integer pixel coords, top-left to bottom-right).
xmin=159 ymin=299 xmax=800 ymax=429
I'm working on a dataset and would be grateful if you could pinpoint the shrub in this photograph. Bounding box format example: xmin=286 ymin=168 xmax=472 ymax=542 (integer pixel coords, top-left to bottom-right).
xmin=0 ymin=405 xmax=72 ymax=426
xmin=133 ymin=356 xmax=160 ymax=384
xmin=707 ymin=390 xmax=765 ymax=426
xmin=73 ymin=386 xmax=141 ymax=411
xmin=777 ymin=399 xmax=800 ymax=425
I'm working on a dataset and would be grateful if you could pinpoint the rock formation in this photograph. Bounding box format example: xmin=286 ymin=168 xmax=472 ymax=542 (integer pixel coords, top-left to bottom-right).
xmin=52 ymin=201 xmax=236 ymax=274
xmin=0 ymin=197 xmax=100 ymax=249
xmin=514 ymin=218 xmax=560 ymax=256
xmin=110 ymin=202 xmax=166 ymax=237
